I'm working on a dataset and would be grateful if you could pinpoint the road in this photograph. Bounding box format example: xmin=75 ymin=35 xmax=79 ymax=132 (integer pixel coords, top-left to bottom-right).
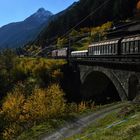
xmin=40 ymin=102 xmax=127 ymax=140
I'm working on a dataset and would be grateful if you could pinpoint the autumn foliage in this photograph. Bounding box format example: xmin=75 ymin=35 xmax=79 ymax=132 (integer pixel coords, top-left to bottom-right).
xmin=1 ymin=83 xmax=91 ymax=140
xmin=0 ymin=53 xmax=67 ymax=139
xmin=0 ymin=51 xmax=92 ymax=140
xmin=136 ymin=0 xmax=140 ymax=18
xmin=137 ymin=0 xmax=140 ymax=11
xmin=1 ymin=84 xmax=66 ymax=140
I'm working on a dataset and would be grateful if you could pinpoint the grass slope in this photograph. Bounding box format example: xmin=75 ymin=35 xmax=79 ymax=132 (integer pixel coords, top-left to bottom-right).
xmin=17 ymin=102 xmax=124 ymax=140
xmin=65 ymin=103 xmax=140 ymax=140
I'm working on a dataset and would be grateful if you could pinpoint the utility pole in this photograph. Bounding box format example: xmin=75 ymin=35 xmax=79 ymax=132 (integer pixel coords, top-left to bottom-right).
xmin=68 ymin=34 xmax=71 ymax=62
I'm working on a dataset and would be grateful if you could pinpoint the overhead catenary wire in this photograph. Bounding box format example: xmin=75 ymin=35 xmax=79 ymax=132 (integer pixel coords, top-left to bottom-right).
xmin=61 ymin=0 xmax=111 ymax=39
xmin=33 ymin=45 xmax=56 ymax=57
xmin=34 ymin=0 xmax=111 ymax=57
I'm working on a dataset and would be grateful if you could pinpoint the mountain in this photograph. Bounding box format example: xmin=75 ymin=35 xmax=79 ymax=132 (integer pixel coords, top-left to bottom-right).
xmin=35 ymin=0 xmax=138 ymax=46
xmin=0 ymin=8 xmax=53 ymax=48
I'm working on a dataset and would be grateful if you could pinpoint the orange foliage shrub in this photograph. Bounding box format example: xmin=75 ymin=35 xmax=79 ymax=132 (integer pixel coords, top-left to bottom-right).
xmin=1 ymin=83 xmax=66 ymax=139
xmin=1 ymin=87 xmax=25 ymax=140
xmin=23 ymin=84 xmax=66 ymax=122
xmin=2 ymin=123 xmax=22 ymax=140
xmin=77 ymin=102 xmax=89 ymax=112
xmin=2 ymin=88 xmax=25 ymax=122
xmin=137 ymin=1 xmax=140 ymax=11
xmin=51 ymin=69 xmax=63 ymax=82
xmin=46 ymin=84 xmax=66 ymax=116
xmin=91 ymin=22 xmax=112 ymax=41
xmin=66 ymin=101 xmax=95 ymax=115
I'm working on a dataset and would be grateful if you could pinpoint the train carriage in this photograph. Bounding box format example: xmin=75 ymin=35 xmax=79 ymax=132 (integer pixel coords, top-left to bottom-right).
xmin=51 ymin=48 xmax=67 ymax=58
xmin=51 ymin=50 xmax=58 ymax=58
xmin=121 ymin=35 xmax=140 ymax=55
xmin=57 ymin=48 xmax=67 ymax=57
xmin=71 ymin=50 xmax=88 ymax=57
xmin=88 ymin=39 xmax=120 ymax=56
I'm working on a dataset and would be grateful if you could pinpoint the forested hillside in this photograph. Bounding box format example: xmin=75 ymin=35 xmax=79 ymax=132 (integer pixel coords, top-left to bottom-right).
xmin=0 ymin=8 xmax=52 ymax=48
xmin=35 ymin=0 xmax=138 ymax=46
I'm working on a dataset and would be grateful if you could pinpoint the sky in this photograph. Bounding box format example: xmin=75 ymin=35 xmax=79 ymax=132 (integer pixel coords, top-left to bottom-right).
xmin=0 ymin=0 xmax=79 ymax=27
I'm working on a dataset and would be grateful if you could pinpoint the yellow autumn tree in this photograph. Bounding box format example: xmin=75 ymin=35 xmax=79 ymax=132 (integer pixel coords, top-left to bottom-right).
xmin=3 ymin=123 xmax=22 ymax=140
xmin=46 ymin=84 xmax=66 ymax=117
xmin=23 ymin=84 xmax=66 ymax=122
xmin=136 ymin=0 xmax=140 ymax=18
xmin=57 ymin=37 xmax=68 ymax=48
xmin=51 ymin=69 xmax=63 ymax=82
xmin=91 ymin=22 xmax=112 ymax=41
xmin=137 ymin=0 xmax=140 ymax=11
xmin=2 ymin=88 xmax=25 ymax=122
xmin=1 ymin=83 xmax=66 ymax=140
xmin=2 ymin=87 xmax=25 ymax=140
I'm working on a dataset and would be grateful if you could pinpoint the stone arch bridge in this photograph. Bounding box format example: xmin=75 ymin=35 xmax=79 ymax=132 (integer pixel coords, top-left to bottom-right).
xmin=70 ymin=60 xmax=140 ymax=104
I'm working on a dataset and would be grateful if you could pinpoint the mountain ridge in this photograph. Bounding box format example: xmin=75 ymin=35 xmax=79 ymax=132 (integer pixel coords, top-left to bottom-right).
xmin=35 ymin=0 xmax=138 ymax=47
xmin=0 ymin=8 xmax=53 ymax=48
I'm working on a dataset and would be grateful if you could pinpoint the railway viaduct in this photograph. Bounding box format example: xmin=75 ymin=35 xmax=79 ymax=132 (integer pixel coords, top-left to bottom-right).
xmin=69 ymin=59 xmax=140 ymax=103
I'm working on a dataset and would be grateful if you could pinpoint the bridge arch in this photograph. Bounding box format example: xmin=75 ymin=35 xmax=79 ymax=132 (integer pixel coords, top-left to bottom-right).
xmin=128 ymin=75 xmax=139 ymax=100
xmin=80 ymin=66 xmax=128 ymax=103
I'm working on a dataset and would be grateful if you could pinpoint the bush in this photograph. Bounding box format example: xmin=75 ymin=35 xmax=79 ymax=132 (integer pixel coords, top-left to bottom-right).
xmin=2 ymin=123 xmax=22 ymax=140
xmin=1 ymin=83 xmax=66 ymax=139
xmin=66 ymin=101 xmax=95 ymax=115
xmin=1 ymin=86 xmax=25 ymax=140
xmin=2 ymin=88 xmax=25 ymax=122
xmin=23 ymin=84 xmax=66 ymax=122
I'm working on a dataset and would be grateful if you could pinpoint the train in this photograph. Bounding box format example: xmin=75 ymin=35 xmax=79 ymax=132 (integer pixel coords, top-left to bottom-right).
xmin=51 ymin=48 xmax=68 ymax=58
xmin=51 ymin=34 xmax=140 ymax=58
